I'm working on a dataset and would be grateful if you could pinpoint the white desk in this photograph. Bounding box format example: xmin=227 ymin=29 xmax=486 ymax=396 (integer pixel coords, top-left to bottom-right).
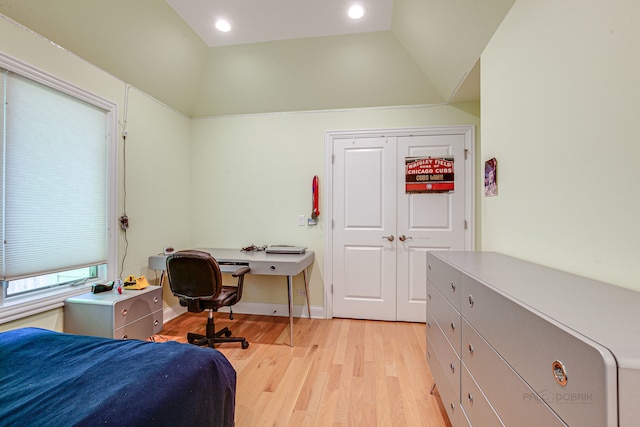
xmin=149 ymin=248 xmax=314 ymax=346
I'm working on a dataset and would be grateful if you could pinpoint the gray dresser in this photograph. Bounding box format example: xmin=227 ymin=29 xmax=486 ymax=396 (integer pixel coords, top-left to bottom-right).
xmin=65 ymin=285 xmax=163 ymax=340
xmin=426 ymin=251 xmax=640 ymax=426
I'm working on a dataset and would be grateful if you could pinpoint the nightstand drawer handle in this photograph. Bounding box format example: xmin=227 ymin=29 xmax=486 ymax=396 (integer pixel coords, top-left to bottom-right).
xmin=468 ymin=343 xmax=474 ymax=354
xmin=468 ymin=393 xmax=474 ymax=405
xmin=450 ymin=282 xmax=456 ymax=292
xmin=121 ymin=309 xmax=127 ymax=317
xmin=450 ymin=362 xmax=455 ymax=373
xmin=468 ymin=295 xmax=474 ymax=307
xmin=153 ymin=296 xmax=159 ymax=303
xmin=450 ymin=322 xmax=455 ymax=331
xmin=154 ymin=320 xmax=159 ymax=326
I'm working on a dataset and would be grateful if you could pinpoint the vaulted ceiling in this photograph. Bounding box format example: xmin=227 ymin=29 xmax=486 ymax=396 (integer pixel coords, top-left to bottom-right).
xmin=0 ymin=0 xmax=514 ymax=117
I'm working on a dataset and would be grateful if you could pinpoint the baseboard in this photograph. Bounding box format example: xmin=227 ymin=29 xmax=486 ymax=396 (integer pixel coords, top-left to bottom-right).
xmin=162 ymin=301 xmax=324 ymax=325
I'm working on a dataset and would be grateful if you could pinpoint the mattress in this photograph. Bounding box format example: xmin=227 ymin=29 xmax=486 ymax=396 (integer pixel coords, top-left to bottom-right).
xmin=0 ymin=328 xmax=236 ymax=426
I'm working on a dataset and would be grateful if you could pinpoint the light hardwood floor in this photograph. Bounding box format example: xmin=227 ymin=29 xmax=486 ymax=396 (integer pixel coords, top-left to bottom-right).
xmin=159 ymin=313 xmax=451 ymax=427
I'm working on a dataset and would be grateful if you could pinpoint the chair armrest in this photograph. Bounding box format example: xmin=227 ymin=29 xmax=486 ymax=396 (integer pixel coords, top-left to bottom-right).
xmin=232 ymin=266 xmax=250 ymax=277
xmin=231 ymin=266 xmax=250 ymax=302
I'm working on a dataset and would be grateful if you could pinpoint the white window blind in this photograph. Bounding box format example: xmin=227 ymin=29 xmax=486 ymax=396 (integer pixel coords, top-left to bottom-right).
xmin=1 ymin=71 xmax=109 ymax=281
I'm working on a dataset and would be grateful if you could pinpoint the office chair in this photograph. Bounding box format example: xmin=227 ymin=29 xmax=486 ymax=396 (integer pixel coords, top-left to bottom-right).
xmin=166 ymin=250 xmax=250 ymax=349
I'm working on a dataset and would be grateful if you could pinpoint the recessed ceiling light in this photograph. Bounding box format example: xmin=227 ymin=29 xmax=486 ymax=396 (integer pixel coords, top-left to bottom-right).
xmin=348 ymin=5 xmax=367 ymax=20
xmin=215 ymin=19 xmax=231 ymax=32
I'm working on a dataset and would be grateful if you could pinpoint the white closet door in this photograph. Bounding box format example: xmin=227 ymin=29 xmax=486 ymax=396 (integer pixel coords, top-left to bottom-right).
xmin=332 ymin=136 xmax=397 ymax=321
xmin=396 ymin=133 xmax=468 ymax=322
xmin=329 ymin=126 xmax=474 ymax=322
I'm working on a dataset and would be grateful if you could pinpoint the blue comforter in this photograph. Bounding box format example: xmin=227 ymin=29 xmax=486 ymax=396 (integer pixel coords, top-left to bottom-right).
xmin=0 ymin=328 xmax=236 ymax=426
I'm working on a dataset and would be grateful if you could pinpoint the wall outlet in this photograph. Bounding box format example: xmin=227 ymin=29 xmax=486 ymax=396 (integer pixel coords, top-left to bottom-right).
xmin=119 ymin=215 xmax=129 ymax=230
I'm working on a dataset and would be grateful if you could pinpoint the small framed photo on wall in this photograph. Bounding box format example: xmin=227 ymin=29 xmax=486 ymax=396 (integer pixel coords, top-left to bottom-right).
xmin=485 ymin=157 xmax=498 ymax=197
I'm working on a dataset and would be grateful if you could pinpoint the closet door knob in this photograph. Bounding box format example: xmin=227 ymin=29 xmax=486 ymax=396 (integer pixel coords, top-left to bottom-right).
xmin=382 ymin=235 xmax=394 ymax=241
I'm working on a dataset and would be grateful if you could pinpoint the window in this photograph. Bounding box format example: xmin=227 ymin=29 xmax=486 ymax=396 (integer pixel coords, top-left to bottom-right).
xmin=0 ymin=53 xmax=117 ymax=321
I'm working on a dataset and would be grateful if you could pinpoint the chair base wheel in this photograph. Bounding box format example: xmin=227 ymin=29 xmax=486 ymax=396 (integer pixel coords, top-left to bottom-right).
xmin=185 ymin=329 xmax=248 ymax=349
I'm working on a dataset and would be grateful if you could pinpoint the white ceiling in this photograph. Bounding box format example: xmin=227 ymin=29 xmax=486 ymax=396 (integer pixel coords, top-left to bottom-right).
xmin=166 ymin=0 xmax=394 ymax=47
xmin=0 ymin=0 xmax=515 ymax=116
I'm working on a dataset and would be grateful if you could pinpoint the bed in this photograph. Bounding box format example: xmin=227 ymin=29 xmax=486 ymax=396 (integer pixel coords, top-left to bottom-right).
xmin=0 ymin=327 xmax=236 ymax=426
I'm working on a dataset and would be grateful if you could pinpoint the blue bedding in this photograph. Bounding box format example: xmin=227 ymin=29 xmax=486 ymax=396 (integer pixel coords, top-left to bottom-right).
xmin=0 ymin=328 xmax=236 ymax=426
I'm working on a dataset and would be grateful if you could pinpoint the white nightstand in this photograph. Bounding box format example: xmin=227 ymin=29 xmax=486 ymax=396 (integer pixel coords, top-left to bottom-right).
xmin=64 ymin=285 xmax=163 ymax=340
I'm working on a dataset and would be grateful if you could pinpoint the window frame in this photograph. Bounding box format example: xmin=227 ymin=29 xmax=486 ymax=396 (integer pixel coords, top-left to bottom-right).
xmin=0 ymin=52 xmax=118 ymax=324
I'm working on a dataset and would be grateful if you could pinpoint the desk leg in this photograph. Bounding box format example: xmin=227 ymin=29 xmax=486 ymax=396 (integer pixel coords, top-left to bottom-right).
xmin=303 ymin=268 xmax=311 ymax=318
xmin=287 ymin=275 xmax=294 ymax=347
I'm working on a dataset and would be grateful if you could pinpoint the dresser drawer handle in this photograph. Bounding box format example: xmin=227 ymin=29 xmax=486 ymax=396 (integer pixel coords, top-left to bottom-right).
xmin=450 ymin=402 xmax=455 ymax=410
xmin=450 ymin=362 xmax=455 ymax=373
xmin=468 ymin=393 xmax=474 ymax=405
xmin=450 ymin=322 xmax=455 ymax=331
xmin=468 ymin=343 xmax=474 ymax=354
xmin=122 ymin=335 xmax=128 ymax=340
xmin=468 ymin=295 xmax=474 ymax=307
xmin=121 ymin=309 xmax=128 ymax=317
xmin=154 ymin=320 xmax=159 ymax=326
xmin=450 ymin=282 xmax=456 ymax=292
xmin=427 ymin=321 xmax=431 ymax=328
xmin=153 ymin=296 xmax=159 ymax=303
xmin=427 ymin=293 xmax=431 ymax=300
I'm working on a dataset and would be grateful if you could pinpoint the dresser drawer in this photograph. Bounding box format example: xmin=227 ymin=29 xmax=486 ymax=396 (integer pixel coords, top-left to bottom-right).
xmin=461 ymin=275 xmax=614 ymax=426
xmin=461 ymin=318 xmax=566 ymax=427
xmin=428 ymin=283 xmax=461 ymax=356
xmin=113 ymin=287 xmax=162 ymax=329
xmin=461 ymin=363 xmax=503 ymax=427
xmin=427 ymin=311 xmax=460 ymax=397
xmin=114 ymin=310 xmax=163 ymax=340
xmin=427 ymin=335 xmax=465 ymax=427
xmin=427 ymin=252 xmax=461 ymax=311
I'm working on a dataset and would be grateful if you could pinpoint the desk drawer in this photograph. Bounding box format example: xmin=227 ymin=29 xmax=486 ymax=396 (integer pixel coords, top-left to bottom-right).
xmin=461 ymin=275 xmax=613 ymax=427
xmin=461 ymin=319 xmax=566 ymax=427
xmin=427 ymin=252 xmax=461 ymax=310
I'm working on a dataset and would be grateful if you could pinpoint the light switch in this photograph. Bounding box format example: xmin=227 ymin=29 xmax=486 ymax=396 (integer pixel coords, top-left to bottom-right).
xmin=298 ymin=215 xmax=305 ymax=226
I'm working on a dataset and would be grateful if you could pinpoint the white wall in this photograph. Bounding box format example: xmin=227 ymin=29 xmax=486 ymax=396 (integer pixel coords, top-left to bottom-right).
xmin=0 ymin=17 xmax=191 ymax=330
xmin=481 ymin=0 xmax=640 ymax=290
xmin=0 ymin=14 xmax=481 ymax=328
xmin=190 ymin=103 xmax=481 ymax=308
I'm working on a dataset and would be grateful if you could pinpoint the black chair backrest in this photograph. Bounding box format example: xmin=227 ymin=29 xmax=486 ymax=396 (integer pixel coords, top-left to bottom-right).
xmin=166 ymin=250 xmax=222 ymax=300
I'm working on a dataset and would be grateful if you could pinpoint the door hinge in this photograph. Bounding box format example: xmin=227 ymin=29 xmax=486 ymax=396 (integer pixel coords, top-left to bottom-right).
xmin=464 ymin=149 xmax=469 ymax=160
xmin=331 ymin=284 xmax=334 ymax=294
xmin=464 ymin=220 xmax=468 ymax=230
